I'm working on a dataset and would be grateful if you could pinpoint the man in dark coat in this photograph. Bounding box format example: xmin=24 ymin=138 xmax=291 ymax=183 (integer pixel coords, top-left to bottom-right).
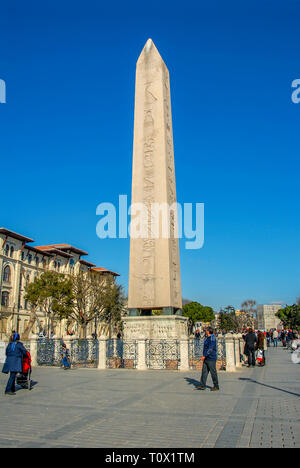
xmin=244 ymin=328 xmax=257 ymax=367
xmin=196 ymin=328 xmax=220 ymax=391
xmin=2 ymin=333 xmax=28 ymax=395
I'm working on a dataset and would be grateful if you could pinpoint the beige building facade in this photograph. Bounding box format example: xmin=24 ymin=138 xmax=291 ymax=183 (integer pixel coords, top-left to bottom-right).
xmin=0 ymin=227 xmax=119 ymax=339
xmin=257 ymin=304 xmax=283 ymax=330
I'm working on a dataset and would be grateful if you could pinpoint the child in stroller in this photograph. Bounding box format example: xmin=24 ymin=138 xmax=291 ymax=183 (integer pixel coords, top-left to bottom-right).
xmin=16 ymin=351 xmax=32 ymax=390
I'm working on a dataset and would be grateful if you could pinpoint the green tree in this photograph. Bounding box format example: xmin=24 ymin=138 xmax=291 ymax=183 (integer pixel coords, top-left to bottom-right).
xmin=217 ymin=306 xmax=239 ymax=332
xmin=98 ymin=278 xmax=127 ymax=338
xmin=24 ymin=271 xmax=73 ymax=338
xmin=182 ymin=302 xmax=215 ymax=334
xmin=69 ymin=272 xmax=127 ymax=338
xmin=276 ymin=304 xmax=300 ymax=330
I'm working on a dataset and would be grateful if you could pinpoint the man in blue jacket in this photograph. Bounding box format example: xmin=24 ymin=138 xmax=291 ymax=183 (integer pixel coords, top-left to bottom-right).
xmin=196 ymin=328 xmax=220 ymax=391
xmin=2 ymin=333 xmax=28 ymax=395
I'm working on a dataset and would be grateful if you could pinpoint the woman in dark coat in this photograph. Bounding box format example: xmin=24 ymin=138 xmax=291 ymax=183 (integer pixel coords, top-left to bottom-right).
xmin=2 ymin=333 xmax=28 ymax=395
xmin=244 ymin=328 xmax=257 ymax=367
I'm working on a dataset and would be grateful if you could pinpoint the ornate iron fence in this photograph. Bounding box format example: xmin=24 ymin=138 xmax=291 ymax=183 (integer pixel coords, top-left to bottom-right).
xmin=188 ymin=337 xmax=227 ymax=370
xmin=106 ymin=339 xmax=138 ymax=369
xmin=189 ymin=338 xmax=204 ymax=370
xmin=217 ymin=337 xmax=226 ymax=370
xmin=146 ymin=340 xmax=180 ymax=370
xmin=37 ymin=338 xmax=58 ymax=366
xmin=36 ymin=338 xmax=98 ymax=368
xmin=69 ymin=339 xmax=98 ymax=368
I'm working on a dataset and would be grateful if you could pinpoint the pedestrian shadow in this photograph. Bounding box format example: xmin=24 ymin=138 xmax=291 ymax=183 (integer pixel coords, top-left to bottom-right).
xmin=16 ymin=380 xmax=38 ymax=392
xmin=184 ymin=377 xmax=212 ymax=390
xmin=239 ymin=378 xmax=300 ymax=397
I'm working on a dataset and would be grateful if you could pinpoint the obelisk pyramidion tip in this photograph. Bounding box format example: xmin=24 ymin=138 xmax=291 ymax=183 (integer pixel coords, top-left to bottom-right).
xmin=145 ymin=38 xmax=153 ymax=53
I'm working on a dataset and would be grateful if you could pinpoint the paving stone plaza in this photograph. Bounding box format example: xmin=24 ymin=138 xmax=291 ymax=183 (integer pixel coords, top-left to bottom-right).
xmin=0 ymin=346 xmax=299 ymax=448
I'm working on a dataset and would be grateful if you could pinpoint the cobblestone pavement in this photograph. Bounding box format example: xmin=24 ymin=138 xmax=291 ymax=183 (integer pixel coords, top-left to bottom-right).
xmin=0 ymin=346 xmax=299 ymax=448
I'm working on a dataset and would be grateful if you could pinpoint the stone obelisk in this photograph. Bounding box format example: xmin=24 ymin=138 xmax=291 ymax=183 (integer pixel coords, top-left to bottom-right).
xmin=126 ymin=39 xmax=186 ymax=340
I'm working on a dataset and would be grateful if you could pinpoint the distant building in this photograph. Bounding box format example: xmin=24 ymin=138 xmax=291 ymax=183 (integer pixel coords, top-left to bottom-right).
xmin=257 ymin=304 xmax=283 ymax=330
xmin=0 ymin=227 xmax=119 ymax=338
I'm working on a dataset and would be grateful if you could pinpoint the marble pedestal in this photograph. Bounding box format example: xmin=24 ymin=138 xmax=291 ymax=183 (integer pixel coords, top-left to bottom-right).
xmin=122 ymin=315 xmax=188 ymax=340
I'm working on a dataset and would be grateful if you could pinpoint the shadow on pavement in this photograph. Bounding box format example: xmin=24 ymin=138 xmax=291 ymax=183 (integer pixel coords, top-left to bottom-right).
xmin=239 ymin=377 xmax=300 ymax=397
xmin=184 ymin=377 xmax=212 ymax=390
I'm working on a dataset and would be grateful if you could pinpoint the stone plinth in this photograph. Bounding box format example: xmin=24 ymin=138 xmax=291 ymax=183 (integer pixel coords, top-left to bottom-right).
xmin=123 ymin=315 xmax=188 ymax=340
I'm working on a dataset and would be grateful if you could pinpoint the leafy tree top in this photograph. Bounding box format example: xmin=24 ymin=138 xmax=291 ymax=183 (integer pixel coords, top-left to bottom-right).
xmin=182 ymin=301 xmax=215 ymax=324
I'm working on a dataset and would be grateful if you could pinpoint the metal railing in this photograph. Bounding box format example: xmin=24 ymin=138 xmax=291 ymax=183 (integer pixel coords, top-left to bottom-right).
xmin=37 ymin=338 xmax=98 ymax=368
xmin=146 ymin=339 xmax=180 ymax=370
xmin=106 ymin=339 xmax=138 ymax=369
xmin=189 ymin=337 xmax=226 ymax=370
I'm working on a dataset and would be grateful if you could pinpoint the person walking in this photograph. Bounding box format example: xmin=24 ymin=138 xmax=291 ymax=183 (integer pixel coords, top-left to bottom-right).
xmin=196 ymin=328 xmax=219 ymax=391
xmin=281 ymin=330 xmax=286 ymax=347
xmin=2 ymin=333 xmax=28 ymax=395
xmin=273 ymin=329 xmax=278 ymax=347
xmin=257 ymin=331 xmax=266 ymax=366
xmin=61 ymin=344 xmax=71 ymax=370
xmin=266 ymin=331 xmax=271 ymax=347
xmin=244 ymin=328 xmax=257 ymax=367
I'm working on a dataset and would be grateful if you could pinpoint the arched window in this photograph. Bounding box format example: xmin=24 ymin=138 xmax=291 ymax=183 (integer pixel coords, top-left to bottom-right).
xmin=70 ymin=259 xmax=75 ymax=270
xmin=27 ymin=254 xmax=32 ymax=265
xmin=1 ymin=291 xmax=9 ymax=307
xmin=3 ymin=265 xmax=11 ymax=283
xmin=5 ymin=245 xmax=9 ymax=256
xmin=10 ymin=246 xmax=14 ymax=258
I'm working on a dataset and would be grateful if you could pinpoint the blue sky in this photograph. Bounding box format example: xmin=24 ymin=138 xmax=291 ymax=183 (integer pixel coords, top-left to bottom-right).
xmin=0 ymin=1 xmax=299 ymax=311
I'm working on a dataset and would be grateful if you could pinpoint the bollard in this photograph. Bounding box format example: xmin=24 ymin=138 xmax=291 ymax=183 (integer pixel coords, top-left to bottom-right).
xmin=179 ymin=339 xmax=189 ymax=371
xmin=30 ymin=334 xmax=39 ymax=367
xmin=225 ymin=333 xmax=236 ymax=372
xmin=234 ymin=334 xmax=242 ymax=368
xmin=137 ymin=339 xmax=147 ymax=370
xmin=98 ymin=336 xmax=107 ymax=369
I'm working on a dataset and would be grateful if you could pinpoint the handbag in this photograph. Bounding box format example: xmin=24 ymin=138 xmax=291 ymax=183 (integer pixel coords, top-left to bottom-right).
xmin=2 ymin=361 xmax=9 ymax=374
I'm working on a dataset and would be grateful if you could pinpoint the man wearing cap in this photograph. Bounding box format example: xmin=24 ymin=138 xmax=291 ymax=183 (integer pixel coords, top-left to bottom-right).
xmin=196 ymin=327 xmax=220 ymax=391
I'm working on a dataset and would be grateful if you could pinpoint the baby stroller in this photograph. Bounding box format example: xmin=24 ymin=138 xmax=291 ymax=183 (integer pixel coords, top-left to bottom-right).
xmin=16 ymin=351 xmax=32 ymax=391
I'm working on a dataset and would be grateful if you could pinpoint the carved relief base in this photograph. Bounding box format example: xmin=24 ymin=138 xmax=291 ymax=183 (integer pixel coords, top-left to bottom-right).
xmin=122 ymin=315 xmax=189 ymax=340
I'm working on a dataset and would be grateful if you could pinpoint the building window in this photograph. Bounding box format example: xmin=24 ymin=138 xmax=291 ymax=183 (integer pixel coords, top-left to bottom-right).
xmin=57 ymin=261 xmax=61 ymax=272
xmin=5 ymin=245 xmax=9 ymax=257
xmin=21 ymin=251 xmax=25 ymax=261
xmin=70 ymin=259 xmax=75 ymax=270
xmin=3 ymin=265 xmax=11 ymax=283
xmin=35 ymin=256 xmax=39 ymax=266
xmin=27 ymin=254 xmax=32 ymax=265
xmin=10 ymin=246 xmax=14 ymax=258
xmin=1 ymin=292 xmax=9 ymax=307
